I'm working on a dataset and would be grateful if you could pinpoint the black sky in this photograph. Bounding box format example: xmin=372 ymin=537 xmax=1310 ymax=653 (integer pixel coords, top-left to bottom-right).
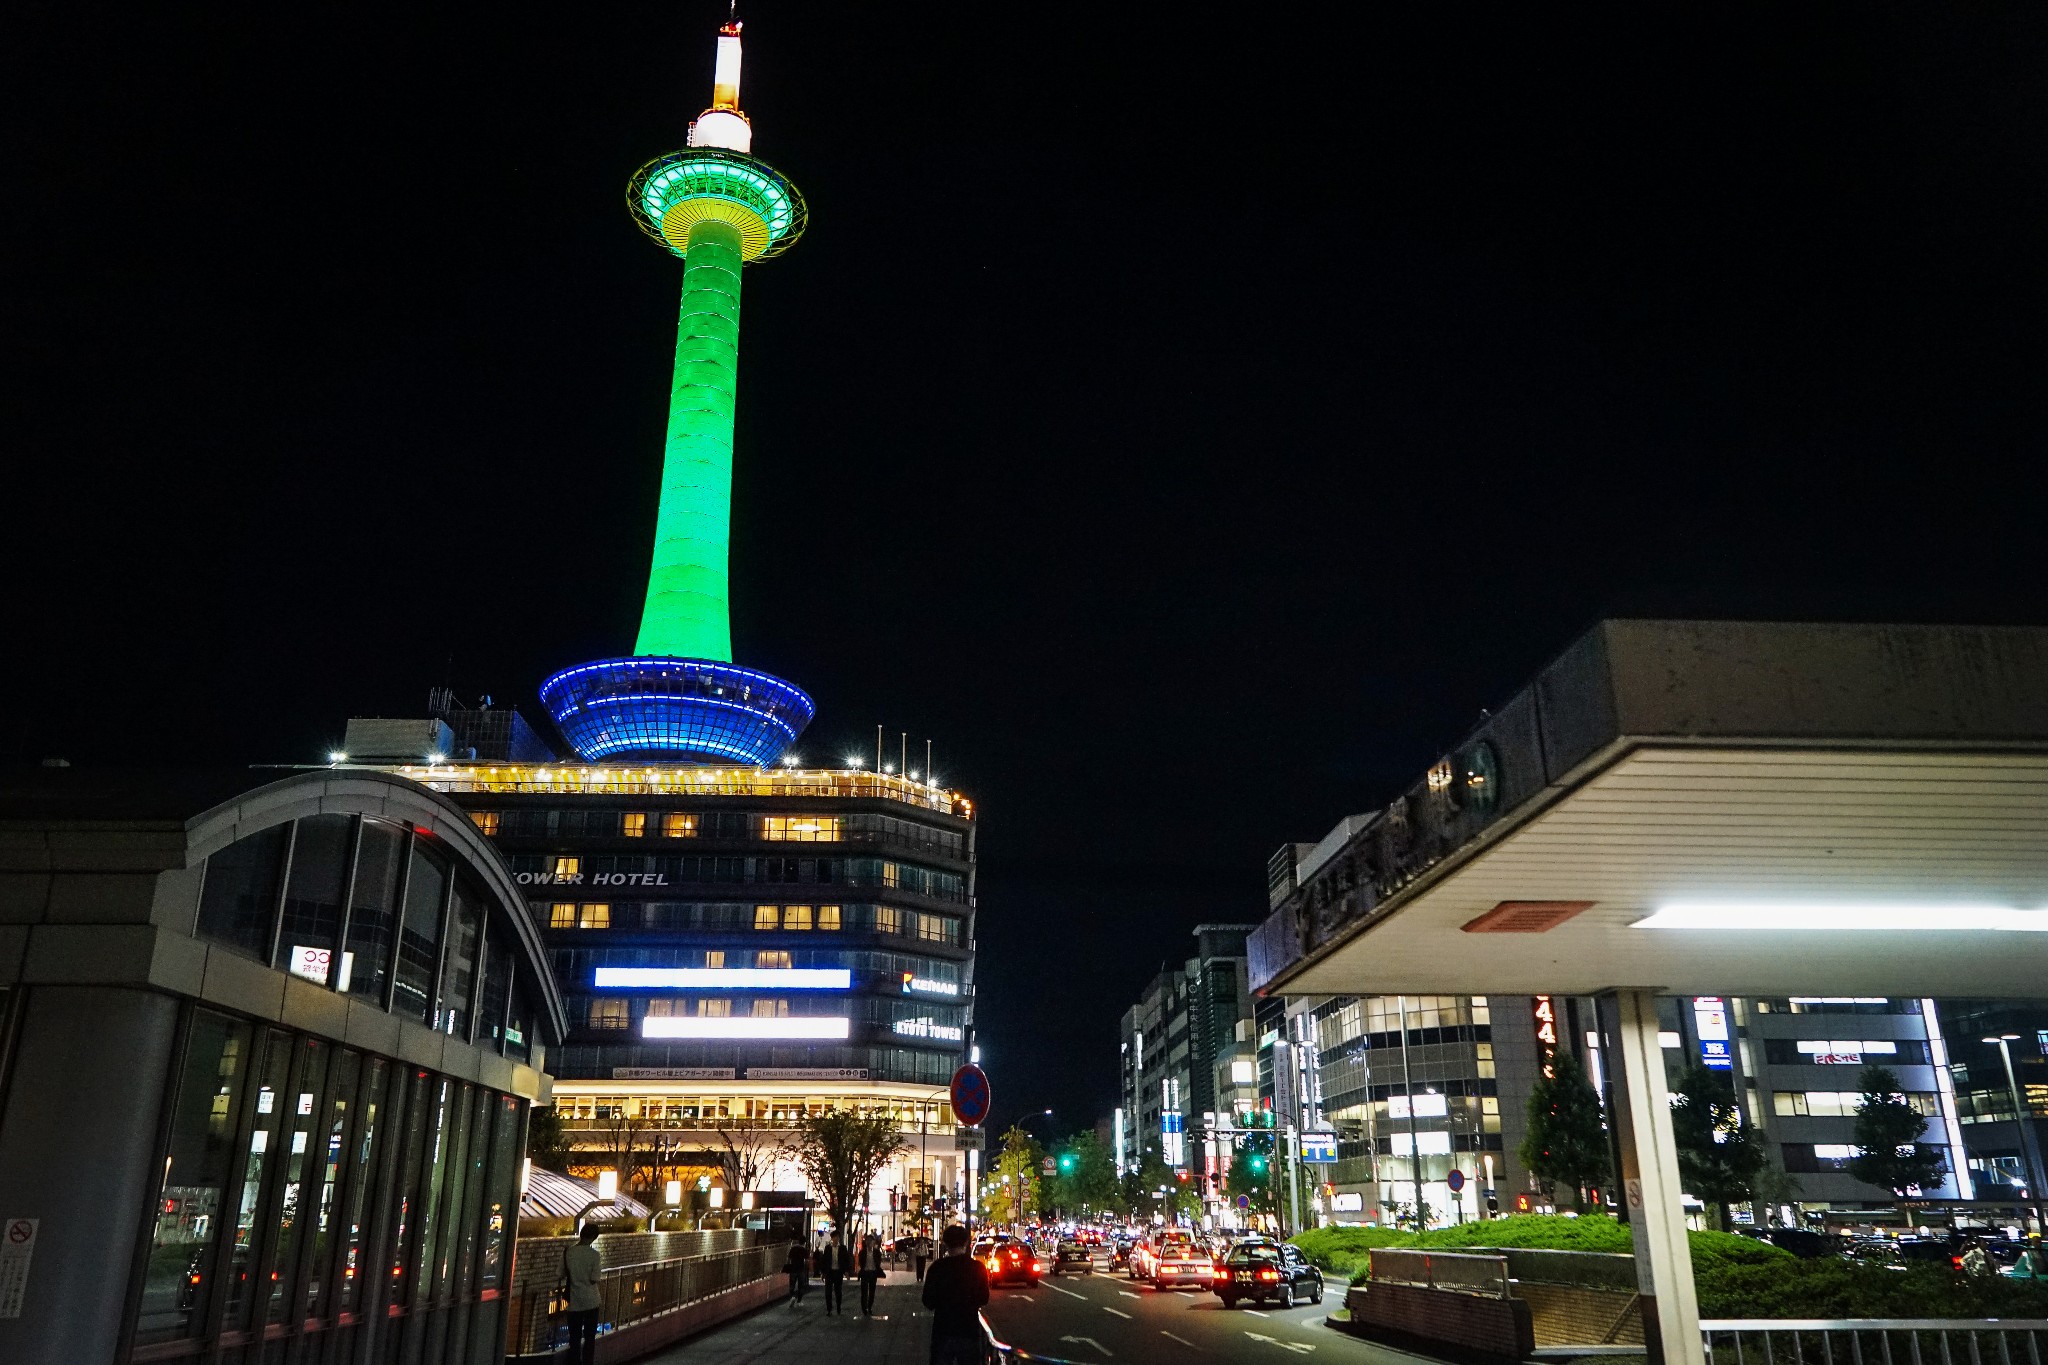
xmin=9 ymin=4 xmax=2048 ymax=1135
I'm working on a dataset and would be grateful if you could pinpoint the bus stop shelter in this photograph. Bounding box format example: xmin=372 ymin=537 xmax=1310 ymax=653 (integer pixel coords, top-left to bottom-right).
xmin=1249 ymin=621 xmax=2048 ymax=1365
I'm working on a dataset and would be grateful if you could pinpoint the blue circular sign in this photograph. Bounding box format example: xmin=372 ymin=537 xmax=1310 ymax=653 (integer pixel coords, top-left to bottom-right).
xmin=1447 ymin=1169 xmax=1466 ymax=1194
xmin=1236 ymin=1194 xmax=1250 ymax=1209
xmin=950 ymin=1064 xmax=991 ymax=1127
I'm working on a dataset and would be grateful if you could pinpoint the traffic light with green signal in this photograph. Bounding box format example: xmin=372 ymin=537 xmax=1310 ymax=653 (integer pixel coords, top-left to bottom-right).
xmin=1058 ymin=1152 xmax=1077 ymax=1174
xmin=1248 ymin=1153 xmax=1267 ymax=1175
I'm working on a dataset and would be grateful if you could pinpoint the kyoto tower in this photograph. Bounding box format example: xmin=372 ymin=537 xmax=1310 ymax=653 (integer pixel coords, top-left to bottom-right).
xmin=541 ymin=19 xmax=813 ymax=764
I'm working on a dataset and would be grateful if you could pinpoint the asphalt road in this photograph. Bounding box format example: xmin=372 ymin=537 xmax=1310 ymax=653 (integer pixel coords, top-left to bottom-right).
xmin=982 ymin=1259 xmax=1439 ymax=1364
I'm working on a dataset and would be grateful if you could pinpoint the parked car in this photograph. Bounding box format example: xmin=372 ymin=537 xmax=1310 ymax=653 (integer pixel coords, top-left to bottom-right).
xmin=1755 ymin=1228 xmax=1837 ymax=1259
xmin=1215 ymin=1243 xmax=1324 ymax=1309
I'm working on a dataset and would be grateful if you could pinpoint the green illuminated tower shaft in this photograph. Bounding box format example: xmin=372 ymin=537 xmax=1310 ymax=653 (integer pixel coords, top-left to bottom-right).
xmin=539 ymin=22 xmax=812 ymax=766
xmin=636 ymin=218 xmax=744 ymax=662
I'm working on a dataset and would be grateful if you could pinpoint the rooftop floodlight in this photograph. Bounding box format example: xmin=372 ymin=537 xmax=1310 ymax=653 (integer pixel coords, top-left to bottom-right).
xmin=541 ymin=18 xmax=812 ymax=767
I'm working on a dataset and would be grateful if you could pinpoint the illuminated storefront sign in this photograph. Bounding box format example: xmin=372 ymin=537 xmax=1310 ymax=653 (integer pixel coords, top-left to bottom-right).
xmin=1330 ymin=1191 xmax=1365 ymax=1213
xmin=892 ymin=1018 xmax=964 ymax=1041
xmin=1692 ymin=996 xmax=1732 ymax=1070
xmin=900 ymin=972 xmax=960 ymax=996
xmin=1387 ymin=1093 xmax=1448 ymax=1120
xmin=596 ymin=966 xmax=849 ymax=989
xmin=1533 ymin=995 xmax=1559 ymax=1079
xmin=641 ymin=1017 xmax=849 ymax=1040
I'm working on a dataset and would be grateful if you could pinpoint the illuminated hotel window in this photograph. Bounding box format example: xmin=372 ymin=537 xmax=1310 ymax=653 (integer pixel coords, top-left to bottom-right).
xmin=469 ymin=811 xmax=500 ymax=835
xmin=663 ymin=812 xmax=697 ymax=838
xmin=699 ymin=999 xmax=731 ymax=1018
xmin=763 ymin=816 xmax=839 ymax=842
xmin=875 ymin=907 xmax=905 ymax=936
xmin=915 ymin=913 xmax=956 ymax=944
xmin=589 ymin=998 xmax=629 ymax=1030
xmin=576 ymin=904 xmax=610 ymax=929
xmin=623 ymin=812 xmax=647 ymax=838
xmin=783 ymin=905 xmax=813 ymax=931
xmin=757 ymin=951 xmax=792 ymax=969
xmin=881 ymin=862 xmax=901 ymax=888
xmin=705 ymin=950 xmax=726 ymax=968
xmin=552 ymin=856 xmax=580 ymax=879
xmin=818 ymin=905 xmax=842 ymax=931
xmin=550 ymin=903 xmax=576 ymax=929
xmin=645 ymin=999 xmax=678 ymax=1018
xmin=754 ymin=905 xmax=778 ymax=931
xmin=751 ymin=999 xmax=792 ymax=1018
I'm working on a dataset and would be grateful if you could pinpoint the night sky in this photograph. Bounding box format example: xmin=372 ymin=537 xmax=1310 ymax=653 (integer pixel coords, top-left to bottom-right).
xmin=10 ymin=5 xmax=2048 ymax=1134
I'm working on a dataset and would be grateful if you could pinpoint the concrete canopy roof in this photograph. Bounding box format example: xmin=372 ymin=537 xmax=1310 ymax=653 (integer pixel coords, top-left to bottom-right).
xmin=1253 ymin=621 xmax=2048 ymax=1000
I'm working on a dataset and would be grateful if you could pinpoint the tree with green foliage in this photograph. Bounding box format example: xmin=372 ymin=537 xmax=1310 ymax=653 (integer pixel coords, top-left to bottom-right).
xmin=1050 ymin=1131 xmax=1119 ymax=1217
xmin=525 ymin=1101 xmax=572 ymax=1171
xmin=1670 ymin=1063 xmax=1768 ymax=1230
xmin=1518 ymin=1053 xmax=1610 ymax=1209
xmin=1849 ymin=1065 xmax=1948 ymax=1200
xmin=790 ymin=1107 xmax=906 ymax=1239
xmin=986 ymin=1126 xmax=1042 ymax=1226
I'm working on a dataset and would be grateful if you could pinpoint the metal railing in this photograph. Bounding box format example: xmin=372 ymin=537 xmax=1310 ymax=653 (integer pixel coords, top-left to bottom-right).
xmin=505 ymin=1238 xmax=787 ymax=1357
xmin=1702 ymin=1319 xmax=2048 ymax=1365
xmin=1367 ymin=1247 xmax=1513 ymax=1299
xmin=982 ymin=1310 xmax=1081 ymax=1362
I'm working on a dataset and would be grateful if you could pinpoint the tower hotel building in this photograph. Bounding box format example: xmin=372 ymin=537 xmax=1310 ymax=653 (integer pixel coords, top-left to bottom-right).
xmin=342 ymin=20 xmax=978 ymax=1214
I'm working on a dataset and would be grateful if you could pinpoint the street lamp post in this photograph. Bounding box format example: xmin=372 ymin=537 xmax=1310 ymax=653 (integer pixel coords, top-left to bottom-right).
xmin=1983 ymin=1034 xmax=2045 ymax=1231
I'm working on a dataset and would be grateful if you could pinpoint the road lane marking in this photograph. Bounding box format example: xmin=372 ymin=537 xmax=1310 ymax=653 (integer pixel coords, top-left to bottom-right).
xmin=1119 ymin=1291 xmax=1141 ymax=1299
xmin=1243 ymin=1308 xmax=1269 ymax=1317
xmin=1245 ymin=1330 xmax=1316 ymax=1353
xmin=1104 ymin=1307 xmax=1132 ymax=1319
xmin=1060 ymin=1334 xmax=1113 ymax=1356
xmin=1045 ymin=1283 xmax=1088 ymax=1300
xmin=1162 ymin=1331 xmax=1200 ymax=1348
xmin=1010 ymin=1293 xmax=1034 ymax=1302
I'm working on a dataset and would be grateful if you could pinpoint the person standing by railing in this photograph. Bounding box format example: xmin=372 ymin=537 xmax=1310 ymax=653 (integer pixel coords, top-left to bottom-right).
xmin=857 ymin=1232 xmax=884 ymax=1316
xmin=562 ymin=1223 xmax=603 ymax=1365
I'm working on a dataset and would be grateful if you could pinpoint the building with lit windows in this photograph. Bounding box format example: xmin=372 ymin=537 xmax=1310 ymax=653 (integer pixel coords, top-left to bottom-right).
xmin=332 ymin=753 xmax=980 ymax=1226
xmin=1117 ymin=926 xmax=1255 ymax=1217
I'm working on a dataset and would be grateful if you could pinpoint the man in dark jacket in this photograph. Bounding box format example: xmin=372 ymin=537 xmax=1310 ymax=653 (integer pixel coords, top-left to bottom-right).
xmin=920 ymin=1224 xmax=990 ymax=1365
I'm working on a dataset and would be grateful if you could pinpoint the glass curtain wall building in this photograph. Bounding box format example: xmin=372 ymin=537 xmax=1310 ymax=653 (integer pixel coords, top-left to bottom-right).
xmin=0 ymin=767 xmax=565 ymax=1365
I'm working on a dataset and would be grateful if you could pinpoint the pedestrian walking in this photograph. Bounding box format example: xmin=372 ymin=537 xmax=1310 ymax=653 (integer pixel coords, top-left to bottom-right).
xmin=920 ymin=1224 xmax=989 ymax=1365
xmin=914 ymin=1236 xmax=930 ymax=1281
xmin=817 ymin=1234 xmax=848 ymax=1314
xmin=857 ymin=1231 xmax=884 ymax=1315
xmin=784 ymin=1239 xmax=809 ymax=1304
xmin=562 ymin=1222 xmax=604 ymax=1365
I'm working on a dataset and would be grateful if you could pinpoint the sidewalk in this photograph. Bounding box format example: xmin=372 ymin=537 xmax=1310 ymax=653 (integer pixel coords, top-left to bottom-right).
xmin=637 ymin=1269 xmax=937 ymax=1364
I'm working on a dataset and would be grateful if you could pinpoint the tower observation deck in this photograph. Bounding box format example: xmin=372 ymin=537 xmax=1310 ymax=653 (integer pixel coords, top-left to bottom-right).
xmin=542 ymin=21 xmax=814 ymax=765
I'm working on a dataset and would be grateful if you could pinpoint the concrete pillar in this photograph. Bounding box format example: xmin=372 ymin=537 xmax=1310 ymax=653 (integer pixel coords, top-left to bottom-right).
xmin=1599 ymin=989 xmax=1702 ymax=1365
xmin=0 ymin=986 xmax=179 ymax=1365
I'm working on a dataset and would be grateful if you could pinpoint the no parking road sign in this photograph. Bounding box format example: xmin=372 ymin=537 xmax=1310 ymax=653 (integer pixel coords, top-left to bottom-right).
xmin=950 ymin=1064 xmax=991 ymax=1128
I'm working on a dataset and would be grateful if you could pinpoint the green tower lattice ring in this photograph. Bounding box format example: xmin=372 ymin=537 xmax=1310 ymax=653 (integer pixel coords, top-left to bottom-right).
xmin=626 ymin=147 xmax=808 ymax=263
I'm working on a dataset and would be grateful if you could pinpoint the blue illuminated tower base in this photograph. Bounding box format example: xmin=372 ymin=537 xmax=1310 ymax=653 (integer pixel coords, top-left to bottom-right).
xmin=540 ymin=657 xmax=813 ymax=765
